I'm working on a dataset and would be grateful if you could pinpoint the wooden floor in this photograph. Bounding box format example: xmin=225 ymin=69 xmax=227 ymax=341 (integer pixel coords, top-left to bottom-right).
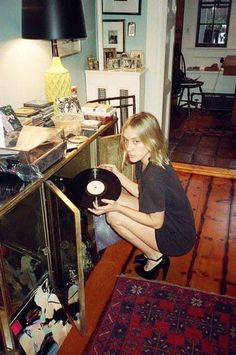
xmin=59 ymin=168 xmax=236 ymax=354
xmin=169 ymin=107 xmax=236 ymax=169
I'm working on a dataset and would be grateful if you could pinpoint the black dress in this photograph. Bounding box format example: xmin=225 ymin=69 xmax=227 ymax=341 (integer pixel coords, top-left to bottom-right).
xmin=136 ymin=162 xmax=196 ymax=256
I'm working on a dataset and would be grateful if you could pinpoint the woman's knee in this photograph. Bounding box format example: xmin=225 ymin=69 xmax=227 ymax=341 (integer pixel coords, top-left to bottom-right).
xmin=106 ymin=212 xmax=133 ymax=236
xmin=106 ymin=211 xmax=119 ymax=227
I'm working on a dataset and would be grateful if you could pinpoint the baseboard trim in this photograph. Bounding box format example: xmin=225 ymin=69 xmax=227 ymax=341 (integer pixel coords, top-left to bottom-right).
xmin=173 ymin=162 xmax=236 ymax=179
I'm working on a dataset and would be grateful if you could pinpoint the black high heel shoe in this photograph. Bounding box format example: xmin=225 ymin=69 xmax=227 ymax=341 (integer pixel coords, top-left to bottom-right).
xmin=134 ymin=253 xmax=148 ymax=265
xmin=135 ymin=255 xmax=170 ymax=280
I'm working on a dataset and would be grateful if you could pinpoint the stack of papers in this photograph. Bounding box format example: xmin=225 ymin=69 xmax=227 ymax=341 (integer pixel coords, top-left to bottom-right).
xmin=81 ymin=103 xmax=116 ymax=117
xmin=81 ymin=120 xmax=102 ymax=130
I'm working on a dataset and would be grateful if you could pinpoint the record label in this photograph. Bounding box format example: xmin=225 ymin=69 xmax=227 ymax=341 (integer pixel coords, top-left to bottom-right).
xmin=87 ymin=180 xmax=105 ymax=195
xmin=70 ymin=168 xmax=122 ymax=208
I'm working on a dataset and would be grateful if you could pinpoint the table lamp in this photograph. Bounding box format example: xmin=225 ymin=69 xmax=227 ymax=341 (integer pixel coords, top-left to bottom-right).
xmin=22 ymin=0 xmax=87 ymax=104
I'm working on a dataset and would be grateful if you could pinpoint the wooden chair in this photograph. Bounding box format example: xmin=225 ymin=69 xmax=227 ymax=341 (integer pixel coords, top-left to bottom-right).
xmin=172 ymin=48 xmax=206 ymax=118
xmin=87 ymin=95 xmax=136 ymax=132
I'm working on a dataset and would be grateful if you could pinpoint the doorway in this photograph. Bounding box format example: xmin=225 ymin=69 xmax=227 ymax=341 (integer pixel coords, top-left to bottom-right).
xmin=169 ymin=0 xmax=236 ymax=170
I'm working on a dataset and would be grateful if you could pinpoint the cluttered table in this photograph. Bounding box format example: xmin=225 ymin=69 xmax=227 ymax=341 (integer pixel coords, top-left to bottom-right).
xmin=0 ymin=118 xmax=117 ymax=216
xmin=0 ymin=97 xmax=120 ymax=353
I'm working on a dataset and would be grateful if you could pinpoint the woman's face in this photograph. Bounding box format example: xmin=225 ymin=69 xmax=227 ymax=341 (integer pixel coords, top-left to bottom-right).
xmin=123 ymin=126 xmax=150 ymax=166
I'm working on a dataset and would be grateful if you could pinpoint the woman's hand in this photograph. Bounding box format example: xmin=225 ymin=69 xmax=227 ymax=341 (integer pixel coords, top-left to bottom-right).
xmin=100 ymin=163 xmax=139 ymax=197
xmin=99 ymin=164 xmax=120 ymax=177
xmin=88 ymin=198 xmax=119 ymax=215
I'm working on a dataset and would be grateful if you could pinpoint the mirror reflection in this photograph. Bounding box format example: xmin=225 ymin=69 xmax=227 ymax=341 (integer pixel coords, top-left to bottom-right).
xmin=0 ymin=189 xmax=48 ymax=316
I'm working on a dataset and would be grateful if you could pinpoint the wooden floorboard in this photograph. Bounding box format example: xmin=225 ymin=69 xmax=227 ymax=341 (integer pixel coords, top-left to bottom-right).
xmin=190 ymin=176 xmax=231 ymax=293
xmin=59 ymin=170 xmax=236 ymax=354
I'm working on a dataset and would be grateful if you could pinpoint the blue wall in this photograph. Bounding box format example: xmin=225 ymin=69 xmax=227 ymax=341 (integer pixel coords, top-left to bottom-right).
xmin=0 ymin=0 xmax=147 ymax=108
xmin=0 ymin=1 xmax=21 ymax=40
xmin=102 ymin=1 xmax=147 ymax=53
xmin=0 ymin=0 xmax=97 ymax=107
xmin=64 ymin=0 xmax=97 ymax=102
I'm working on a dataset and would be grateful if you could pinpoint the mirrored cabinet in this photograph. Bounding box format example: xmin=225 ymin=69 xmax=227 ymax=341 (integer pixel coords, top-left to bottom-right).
xmin=0 ymin=121 xmax=116 ymax=354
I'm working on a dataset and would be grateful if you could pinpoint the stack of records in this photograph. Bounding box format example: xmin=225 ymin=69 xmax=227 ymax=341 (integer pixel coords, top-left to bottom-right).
xmin=15 ymin=106 xmax=44 ymax=127
xmin=23 ymin=100 xmax=54 ymax=127
xmin=0 ymin=104 xmax=22 ymax=147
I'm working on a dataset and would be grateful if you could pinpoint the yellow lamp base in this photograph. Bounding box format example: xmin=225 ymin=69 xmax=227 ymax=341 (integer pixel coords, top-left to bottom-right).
xmin=45 ymin=57 xmax=71 ymax=109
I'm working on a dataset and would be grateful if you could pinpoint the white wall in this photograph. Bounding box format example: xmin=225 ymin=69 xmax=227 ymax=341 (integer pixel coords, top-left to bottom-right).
xmin=182 ymin=0 xmax=236 ymax=68
xmin=0 ymin=39 xmax=51 ymax=109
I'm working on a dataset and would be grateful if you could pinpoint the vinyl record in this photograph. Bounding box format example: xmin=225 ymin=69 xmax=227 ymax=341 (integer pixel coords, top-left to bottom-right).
xmin=71 ymin=168 xmax=122 ymax=208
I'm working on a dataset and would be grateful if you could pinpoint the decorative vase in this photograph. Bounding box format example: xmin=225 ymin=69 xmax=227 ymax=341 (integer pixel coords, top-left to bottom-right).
xmin=45 ymin=57 xmax=71 ymax=106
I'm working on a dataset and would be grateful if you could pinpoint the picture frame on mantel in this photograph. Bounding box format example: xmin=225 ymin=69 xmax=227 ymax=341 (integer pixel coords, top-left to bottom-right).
xmin=103 ymin=48 xmax=117 ymax=69
xmin=102 ymin=0 xmax=141 ymax=15
xmin=103 ymin=20 xmax=125 ymax=53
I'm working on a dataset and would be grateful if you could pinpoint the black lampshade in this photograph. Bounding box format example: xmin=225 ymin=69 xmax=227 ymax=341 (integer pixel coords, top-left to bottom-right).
xmin=22 ymin=0 xmax=87 ymax=40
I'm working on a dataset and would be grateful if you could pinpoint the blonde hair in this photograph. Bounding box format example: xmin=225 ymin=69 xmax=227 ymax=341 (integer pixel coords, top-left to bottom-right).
xmin=120 ymin=112 xmax=170 ymax=168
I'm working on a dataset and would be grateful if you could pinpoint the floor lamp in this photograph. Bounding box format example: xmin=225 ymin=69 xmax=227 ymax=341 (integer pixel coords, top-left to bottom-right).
xmin=21 ymin=0 xmax=87 ymax=104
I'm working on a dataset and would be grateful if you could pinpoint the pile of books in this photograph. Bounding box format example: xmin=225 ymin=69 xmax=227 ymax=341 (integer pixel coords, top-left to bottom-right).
xmin=81 ymin=119 xmax=102 ymax=130
xmin=24 ymin=100 xmax=54 ymax=127
xmin=81 ymin=102 xmax=116 ymax=124
xmin=15 ymin=106 xmax=43 ymax=126
xmin=15 ymin=100 xmax=54 ymax=127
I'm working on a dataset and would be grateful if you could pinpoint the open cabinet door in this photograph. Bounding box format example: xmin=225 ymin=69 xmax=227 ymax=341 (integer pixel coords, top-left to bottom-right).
xmin=98 ymin=134 xmax=135 ymax=180
xmin=44 ymin=181 xmax=86 ymax=335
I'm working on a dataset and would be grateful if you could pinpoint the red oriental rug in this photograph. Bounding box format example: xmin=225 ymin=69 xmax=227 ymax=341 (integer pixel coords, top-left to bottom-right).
xmin=86 ymin=275 xmax=236 ymax=354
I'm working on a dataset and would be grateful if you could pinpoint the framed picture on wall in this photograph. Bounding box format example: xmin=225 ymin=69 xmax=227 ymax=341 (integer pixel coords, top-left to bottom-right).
xmin=57 ymin=39 xmax=81 ymax=57
xmin=128 ymin=22 xmax=136 ymax=37
xmin=103 ymin=20 xmax=125 ymax=53
xmin=102 ymin=0 xmax=141 ymax=15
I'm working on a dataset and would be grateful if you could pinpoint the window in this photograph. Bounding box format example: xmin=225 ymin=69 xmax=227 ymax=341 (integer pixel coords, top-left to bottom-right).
xmin=196 ymin=0 xmax=232 ymax=47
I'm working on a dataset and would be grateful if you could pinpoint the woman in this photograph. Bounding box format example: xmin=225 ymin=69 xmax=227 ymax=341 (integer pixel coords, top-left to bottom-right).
xmin=89 ymin=112 xmax=196 ymax=280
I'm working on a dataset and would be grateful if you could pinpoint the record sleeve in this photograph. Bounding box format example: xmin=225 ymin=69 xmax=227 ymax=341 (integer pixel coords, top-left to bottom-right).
xmin=10 ymin=276 xmax=72 ymax=355
xmin=70 ymin=168 xmax=122 ymax=209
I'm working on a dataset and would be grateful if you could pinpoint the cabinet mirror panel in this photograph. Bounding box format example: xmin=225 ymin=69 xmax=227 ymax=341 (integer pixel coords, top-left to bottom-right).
xmin=0 ymin=189 xmax=48 ymax=316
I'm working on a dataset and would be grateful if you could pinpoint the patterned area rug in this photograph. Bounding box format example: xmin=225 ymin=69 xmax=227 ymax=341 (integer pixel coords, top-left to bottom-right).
xmin=86 ymin=276 xmax=236 ymax=354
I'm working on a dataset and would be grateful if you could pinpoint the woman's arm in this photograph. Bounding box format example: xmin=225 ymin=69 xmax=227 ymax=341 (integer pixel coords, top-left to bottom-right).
xmin=89 ymin=199 xmax=164 ymax=230
xmin=99 ymin=164 xmax=138 ymax=197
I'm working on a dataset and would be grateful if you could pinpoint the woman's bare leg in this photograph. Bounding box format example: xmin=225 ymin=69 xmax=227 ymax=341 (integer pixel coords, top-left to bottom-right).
xmin=106 ymin=191 xmax=163 ymax=267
